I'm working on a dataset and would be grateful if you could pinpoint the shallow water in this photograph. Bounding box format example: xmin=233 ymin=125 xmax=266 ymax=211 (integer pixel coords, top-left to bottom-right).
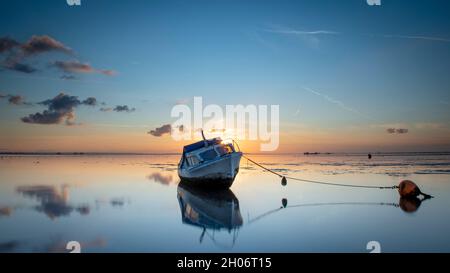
xmin=0 ymin=153 xmax=449 ymax=253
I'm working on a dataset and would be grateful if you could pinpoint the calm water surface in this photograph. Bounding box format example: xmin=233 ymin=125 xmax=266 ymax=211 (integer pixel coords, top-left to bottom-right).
xmin=1 ymin=154 xmax=449 ymax=252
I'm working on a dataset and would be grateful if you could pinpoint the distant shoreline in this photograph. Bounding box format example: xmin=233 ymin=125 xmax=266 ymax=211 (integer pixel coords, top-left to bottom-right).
xmin=1 ymin=151 xmax=450 ymax=157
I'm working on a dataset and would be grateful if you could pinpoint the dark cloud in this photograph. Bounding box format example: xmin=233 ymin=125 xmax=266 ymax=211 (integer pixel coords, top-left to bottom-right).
xmin=60 ymin=74 xmax=77 ymax=80
xmin=3 ymin=61 xmax=37 ymax=73
xmin=53 ymin=61 xmax=94 ymax=73
xmin=386 ymin=128 xmax=409 ymax=134
xmin=0 ymin=37 xmax=20 ymax=53
xmin=16 ymin=185 xmax=90 ymax=219
xmin=40 ymin=93 xmax=81 ymax=110
xmin=52 ymin=61 xmax=116 ymax=76
xmin=0 ymin=94 xmax=32 ymax=106
xmin=0 ymin=35 xmax=72 ymax=74
xmin=21 ymin=110 xmax=69 ymax=125
xmin=16 ymin=185 xmax=72 ymax=219
xmin=21 ymin=35 xmax=72 ymax=56
xmin=113 ymin=105 xmax=135 ymax=112
xmin=82 ymin=97 xmax=97 ymax=106
xmin=21 ymin=93 xmax=97 ymax=125
xmin=1 ymin=35 xmax=117 ymax=77
xmin=148 ymin=124 xmax=172 ymax=137
xmin=8 ymin=95 xmax=31 ymax=105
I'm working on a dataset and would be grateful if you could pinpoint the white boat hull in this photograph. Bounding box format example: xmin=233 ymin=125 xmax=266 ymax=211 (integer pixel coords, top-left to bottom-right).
xmin=178 ymin=152 xmax=242 ymax=188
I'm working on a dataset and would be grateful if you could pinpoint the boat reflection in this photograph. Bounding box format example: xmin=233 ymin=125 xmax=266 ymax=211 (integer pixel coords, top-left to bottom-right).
xmin=177 ymin=182 xmax=243 ymax=247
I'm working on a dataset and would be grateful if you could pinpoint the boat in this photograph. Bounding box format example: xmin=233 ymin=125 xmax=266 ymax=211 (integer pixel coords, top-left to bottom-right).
xmin=177 ymin=181 xmax=243 ymax=246
xmin=178 ymin=131 xmax=242 ymax=188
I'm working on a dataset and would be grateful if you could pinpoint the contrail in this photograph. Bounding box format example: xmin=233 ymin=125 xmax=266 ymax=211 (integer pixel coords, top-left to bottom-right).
xmin=265 ymin=29 xmax=340 ymax=35
xmin=302 ymin=87 xmax=374 ymax=121
xmin=381 ymin=34 xmax=450 ymax=43
xmin=264 ymin=25 xmax=450 ymax=43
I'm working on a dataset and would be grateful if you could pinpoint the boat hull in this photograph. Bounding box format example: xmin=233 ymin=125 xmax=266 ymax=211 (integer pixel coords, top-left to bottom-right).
xmin=178 ymin=152 xmax=242 ymax=188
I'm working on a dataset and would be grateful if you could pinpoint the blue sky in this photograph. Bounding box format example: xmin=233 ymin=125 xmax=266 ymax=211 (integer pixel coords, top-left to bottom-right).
xmin=0 ymin=0 xmax=449 ymax=152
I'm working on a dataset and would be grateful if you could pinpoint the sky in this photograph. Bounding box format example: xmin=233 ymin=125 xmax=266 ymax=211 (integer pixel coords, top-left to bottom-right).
xmin=0 ymin=0 xmax=449 ymax=153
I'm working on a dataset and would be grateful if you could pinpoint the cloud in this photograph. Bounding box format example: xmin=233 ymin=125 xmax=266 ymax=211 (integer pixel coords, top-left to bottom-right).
xmin=113 ymin=105 xmax=135 ymax=112
xmin=0 ymin=37 xmax=20 ymax=53
xmin=52 ymin=61 xmax=116 ymax=76
xmin=100 ymin=107 xmax=112 ymax=112
xmin=60 ymin=74 xmax=77 ymax=80
xmin=381 ymin=34 xmax=450 ymax=43
xmin=147 ymin=172 xmax=173 ymax=185
xmin=0 ymin=35 xmax=72 ymax=74
xmin=16 ymin=185 xmax=72 ymax=219
xmin=1 ymin=35 xmax=116 ymax=77
xmin=16 ymin=185 xmax=90 ymax=219
xmin=3 ymin=61 xmax=37 ymax=73
xmin=21 ymin=35 xmax=72 ymax=55
xmin=265 ymin=28 xmax=340 ymax=36
xmin=0 ymin=94 xmax=32 ymax=105
xmin=148 ymin=124 xmax=172 ymax=137
xmin=21 ymin=110 xmax=70 ymax=125
xmin=386 ymin=128 xmax=409 ymax=134
xmin=21 ymin=93 xmax=98 ymax=125
xmin=82 ymin=97 xmax=97 ymax=106
xmin=264 ymin=24 xmax=339 ymax=36
xmin=264 ymin=25 xmax=339 ymax=48
xmin=8 ymin=95 xmax=30 ymax=105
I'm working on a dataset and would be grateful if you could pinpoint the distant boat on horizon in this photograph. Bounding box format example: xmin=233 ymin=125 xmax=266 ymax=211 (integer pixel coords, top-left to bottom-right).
xmin=177 ymin=131 xmax=242 ymax=188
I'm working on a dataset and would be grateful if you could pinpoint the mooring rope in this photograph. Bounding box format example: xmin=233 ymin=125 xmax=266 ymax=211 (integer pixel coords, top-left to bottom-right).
xmin=243 ymin=155 xmax=399 ymax=190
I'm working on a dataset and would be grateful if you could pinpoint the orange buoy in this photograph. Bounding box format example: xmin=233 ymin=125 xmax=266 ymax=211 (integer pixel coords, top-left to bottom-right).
xmin=398 ymin=180 xmax=433 ymax=199
xmin=398 ymin=180 xmax=421 ymax=198
xmin=399 ymin=197 xmax=421 ymax=213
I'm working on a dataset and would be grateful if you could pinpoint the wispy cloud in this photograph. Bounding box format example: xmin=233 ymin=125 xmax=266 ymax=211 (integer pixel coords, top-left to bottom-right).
xmin=381 ymin=34 xmax=450 ymax=43
xmin=52 ymin=61 xmax=116 ymax=76
xmin=264 ymin=25 xmax=340 ymax=36
xmin=263 ymin=25 xmax=450 ymax=45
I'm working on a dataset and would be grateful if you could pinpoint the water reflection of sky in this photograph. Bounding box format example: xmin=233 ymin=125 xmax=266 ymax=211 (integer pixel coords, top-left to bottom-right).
xmin=0 ymin=154 xmax=449 ymax=253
